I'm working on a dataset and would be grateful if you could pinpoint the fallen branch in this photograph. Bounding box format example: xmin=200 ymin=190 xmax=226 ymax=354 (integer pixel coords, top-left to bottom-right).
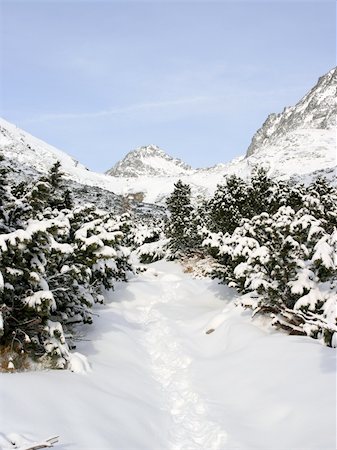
xmin=19 ymin=436 xmax=59 ymax=450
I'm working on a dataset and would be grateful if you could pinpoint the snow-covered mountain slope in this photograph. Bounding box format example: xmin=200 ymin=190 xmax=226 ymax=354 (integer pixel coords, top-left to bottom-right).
xmin=241 ymin=67 xmax=336 ymax=181
xmin=0 ymin=117 xmax=87 ymax=174
xmin=106 ymin=144 xmax=193 ymax=178
xmin=0 ymin=118 xmax=165 ymax=215
xmin=0 ymin=117 xmax=163 ymax=204
xmin=0 ymin=118 xmax=225 ymax=203
xmin=1 ymin=67 xmax=336 ymax=205
xmin=246 ymin=67 xmax=336 ymax=157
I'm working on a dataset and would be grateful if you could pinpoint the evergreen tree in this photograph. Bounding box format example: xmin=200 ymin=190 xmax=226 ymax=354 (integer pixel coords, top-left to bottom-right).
xmin=28 ymin=161 xmax=73 ymax=215
xmin=247 ymin=167 xmax=278 ymax=216
xmin=201 ymin=171 xmax=337 ymax=347
xmin=0 ymin=154 xmax=11 ymax=233
xmin=166 ymin=180 xmax=201 ymax=257
xmin=0 ymin=162 xmax=134 ymax=369
xmin=203 ymin=205 xmax=337 ymax=347
xmin=208 ymin=174 xmax=250 ymax=233
xmin=207 ymin=167 xmax=309 ymax=236
xmin=305 ymin=176 xmax=337 ymax=232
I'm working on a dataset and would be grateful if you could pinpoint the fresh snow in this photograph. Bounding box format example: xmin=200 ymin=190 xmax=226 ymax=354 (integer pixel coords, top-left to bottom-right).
xmin=0 ymin=261 xmax=335 ymax=449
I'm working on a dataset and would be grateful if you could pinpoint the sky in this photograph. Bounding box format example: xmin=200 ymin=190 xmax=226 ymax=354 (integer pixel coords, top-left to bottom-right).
xmin=0 ymin=0 xmax=335 ymax=172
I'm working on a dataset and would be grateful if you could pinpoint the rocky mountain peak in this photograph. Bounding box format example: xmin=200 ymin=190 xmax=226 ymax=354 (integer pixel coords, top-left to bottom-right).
xmin=246 ymin=67 xmax=337 ymax=157
xmin=106 ymin=144 xmax=193 ymax=178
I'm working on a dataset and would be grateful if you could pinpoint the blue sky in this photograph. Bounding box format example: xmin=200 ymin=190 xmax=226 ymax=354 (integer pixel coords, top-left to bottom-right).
xmin=0 ymin=0 xmax=335 ymax=172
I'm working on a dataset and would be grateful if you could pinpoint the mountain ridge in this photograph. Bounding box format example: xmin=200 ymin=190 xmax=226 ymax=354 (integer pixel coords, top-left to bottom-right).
xmin=0 ymin=67 xmax=335 ymax=204
xmin=246 ymin=67 xmax=336 ymax=157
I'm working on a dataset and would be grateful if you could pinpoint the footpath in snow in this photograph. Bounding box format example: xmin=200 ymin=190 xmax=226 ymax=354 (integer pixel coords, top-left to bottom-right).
xmin=0 ymin=261 xmax=336 ymax=450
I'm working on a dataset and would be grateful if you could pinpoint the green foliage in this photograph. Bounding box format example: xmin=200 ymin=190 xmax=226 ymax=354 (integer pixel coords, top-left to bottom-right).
xmin=207 ymin=174 xmax=250 ymax=233
xmin=207 ymin=168 xmax=311 ymax=235
xmin=0 ymin=158 xmax=134 ymax=369
xmin=166 ymin=180 xmax=202 ymax=257
xmin=201 ymin=171 xmax=337 ymax=347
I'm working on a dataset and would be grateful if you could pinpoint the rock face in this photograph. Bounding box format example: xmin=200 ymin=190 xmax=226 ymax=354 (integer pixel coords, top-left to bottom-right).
xmin=106 ymin=144 xmax=193 ymax=178
xmin=246 ymin=67 xmax=337 ymax=157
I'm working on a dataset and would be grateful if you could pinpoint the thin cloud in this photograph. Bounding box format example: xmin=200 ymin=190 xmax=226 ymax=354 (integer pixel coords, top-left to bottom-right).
xmin=22 ymin=96 xmax=214 ymax=124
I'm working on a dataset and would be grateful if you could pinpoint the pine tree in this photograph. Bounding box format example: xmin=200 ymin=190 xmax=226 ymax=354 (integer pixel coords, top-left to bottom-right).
xmin=305 ymin=176 xmax=337 ymax=232
xmin=166 ymin=180 xmax=201 ymax=257
xmin=247 ymin=167 xmax=277 ymax=216
xmin=0 ymin=162 xmax=135 ymax=369
xmin=204 ymin=204 xmax=337 ymax=346
xmin=208 ymin=174 xmax=250 ymax=233
xmin=0 ymin=217 xmax=71 ymax=367
xmin=0 ymin=154 xmax=11 ymax=233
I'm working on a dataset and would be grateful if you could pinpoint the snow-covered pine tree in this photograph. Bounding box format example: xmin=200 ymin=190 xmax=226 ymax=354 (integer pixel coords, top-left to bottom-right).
xmin=304 ymin=176 xmax=337 ymax=232
xmin=41 ymin=161 xmax=73 ymax=211
xmin=166 ymin=180 xmax=201 ymax=257
xmin=70 ymin=205 xmax=133 ymax=289
xmin=0 ymin=161 xmax=135 ymax=369
xmin=0 ymin=153 xmax=11 ymax=234
xmin=247 ymin=167 xmax=279 ymax=216
xmin=207 ymin=174 xmax=250 ymax=234
xmin=25 ymin=161 xmax=73 ymax=219
xmin=0 ymin=216 xmax=72 ymax=368
xmin=201 ymin=171 xmax=337 ymax=347
xmin=206 ymin=168 xmax=309 ymax=236
xmin=126 ymin=216 xmax=169 ymax=263
xmin=204 ymin=205 xmax=337 ymax=346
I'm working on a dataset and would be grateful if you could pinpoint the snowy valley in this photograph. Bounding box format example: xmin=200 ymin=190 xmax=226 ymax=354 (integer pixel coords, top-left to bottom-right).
xmin=0 ymin=66 xmax=336 ymax=450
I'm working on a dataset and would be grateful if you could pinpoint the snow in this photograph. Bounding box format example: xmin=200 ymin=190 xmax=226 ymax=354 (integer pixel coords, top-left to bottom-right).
xmin=289 ymin=267 xmax=316 ymax=295
xmin=0 ymin=218 xmax=69 ymax=256
xmin=0 ymin=261 xmax=335 ymax=449
xmin=50 ymin=238 xmax=73 ymax=255
xmin=312 ymin=236 xmax=335 ymax=268
xmin=22 ymin=291 xmax=56 ymax=313
xmin=294 ymin=286 xmax=323 ymax=312
xmin=0 ymin=270 xmax=4 ymax=291
xmin=1 ymin=434 xmax=59 ymax=449
xmin=136 ymin=238 xmax=169 ymax=262
xmin=67 ymin=352 xmax=92 ymax=375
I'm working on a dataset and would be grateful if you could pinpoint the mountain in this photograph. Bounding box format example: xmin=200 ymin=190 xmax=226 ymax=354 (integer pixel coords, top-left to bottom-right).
xmin=240 ymin=67 xmax=336 ymax=182
xmin=104 ymin=67 xmax=335 ymax=192
xmin=0 ymin=67 xmax=336 ymax=205
xmin=0 ymin=117 xmax=164 ymax=215
xmin=246 ymin=67 xmax=336 ymax=157
xmin=106 ymin=144 xmax=193 ymax=178
xmin=0 ymin=117 xmax=87 ymax=174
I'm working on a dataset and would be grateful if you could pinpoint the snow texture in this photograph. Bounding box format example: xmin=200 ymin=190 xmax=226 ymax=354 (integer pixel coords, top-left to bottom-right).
xmin=0 ymin=261 xmax=335 ymax=449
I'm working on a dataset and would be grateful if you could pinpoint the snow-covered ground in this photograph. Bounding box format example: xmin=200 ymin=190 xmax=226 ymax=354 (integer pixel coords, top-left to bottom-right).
xmin=0 ymin=261 xmax=336 ymax=450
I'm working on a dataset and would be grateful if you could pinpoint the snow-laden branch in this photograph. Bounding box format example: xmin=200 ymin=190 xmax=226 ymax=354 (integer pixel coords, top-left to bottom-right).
xmin=17 ymin=435 xmax=59 ymax=450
